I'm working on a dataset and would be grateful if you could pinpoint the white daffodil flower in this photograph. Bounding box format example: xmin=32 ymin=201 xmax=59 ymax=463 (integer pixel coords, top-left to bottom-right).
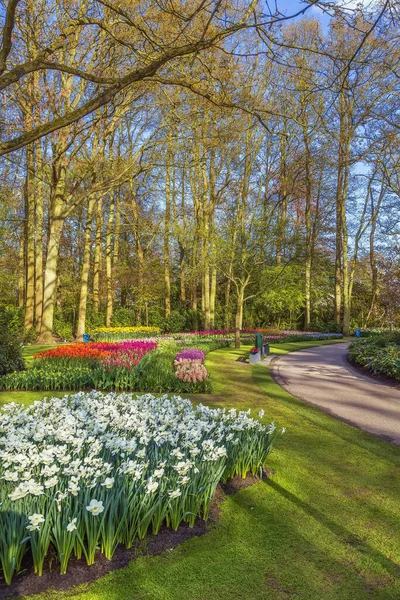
xmin=86 ymin=499 xmax=104 ymax=515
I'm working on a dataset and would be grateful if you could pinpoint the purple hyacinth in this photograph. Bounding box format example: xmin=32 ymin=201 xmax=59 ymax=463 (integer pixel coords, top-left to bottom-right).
xmin=175 ymin=348 xmax=205 ymax=363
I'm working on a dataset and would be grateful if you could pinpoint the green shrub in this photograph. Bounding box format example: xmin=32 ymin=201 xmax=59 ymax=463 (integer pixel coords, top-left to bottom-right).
xmin=0 ymin=307 xmax=25 ymax=376
xmin=310 ymin=320 xmax=342 ymax=334
xmin=111 ymin=307 xmax=136 ymax=327
xmin=358 ymin=327 xmax=400 ymax=338
xmin=349 ymin=333 xmax=400 ymax=381
xmin=161 ymin=310 xmax=190 ymax=333
xmin=53 ymin=317 xmax=73 ymax=341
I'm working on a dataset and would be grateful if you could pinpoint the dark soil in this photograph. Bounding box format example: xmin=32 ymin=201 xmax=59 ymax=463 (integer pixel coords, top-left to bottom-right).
xmin=347 ymin=356 xmax=400 ymax=389
xmin=0 ymin=471 xmax=271 ymax=599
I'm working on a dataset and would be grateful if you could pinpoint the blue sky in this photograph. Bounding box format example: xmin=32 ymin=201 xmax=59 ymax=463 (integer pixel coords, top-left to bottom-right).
xmin=276 ymin=0 xmax=375 ymax=30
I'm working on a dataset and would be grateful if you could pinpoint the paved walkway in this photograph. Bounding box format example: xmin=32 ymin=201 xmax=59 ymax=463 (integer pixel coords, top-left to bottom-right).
xmin=270 ymin=343 xmax=400 ymax=445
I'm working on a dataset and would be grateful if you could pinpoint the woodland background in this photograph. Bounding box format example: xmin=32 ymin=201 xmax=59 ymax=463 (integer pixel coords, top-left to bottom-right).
xmin=0 ymin=0 xmax=399 ymax=342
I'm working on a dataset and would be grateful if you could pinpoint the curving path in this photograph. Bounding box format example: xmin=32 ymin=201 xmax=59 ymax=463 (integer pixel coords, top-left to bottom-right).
xmin=270 ymin=342 xmax=400 ymax=445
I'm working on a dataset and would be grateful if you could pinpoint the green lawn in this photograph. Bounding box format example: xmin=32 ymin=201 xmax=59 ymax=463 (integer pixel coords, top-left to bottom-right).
xmin=0 ymin=345 xmax=61 ymax=407
xmin=1 ymin=340 xmax=400 ymax=599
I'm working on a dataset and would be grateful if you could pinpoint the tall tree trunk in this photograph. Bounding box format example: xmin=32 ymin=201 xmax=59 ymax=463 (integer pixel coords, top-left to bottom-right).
xmin=303 ymin=127 xmax=312 ymax=330
xmin=113 ymin=194 xmax=120 ymax=285
xmin=179 ymin=169 xmax=186 ymax=305
xmin=341 ymin=162 xmax=351 ymax=335
xmin=365 ymin=180 xmax=384 ymax=324
xmin=210 ymin=265 xmax=216 ymax=329
xmin=76 ymin=196 xmax=95 ymax=339
xmin=224 ymin=280 xmax=231 ymax=330
xmin=37 ymin=168 xmax=65 ymax=344
xmin=277 ymin=125 xmax=288 ymax=266
xmin=105 ymin=195 xmax=115 ymax=327
xmin=93 ymin=197 xmax=102 ymax=313
xmin=334 ymin=175 xmax=343 ymax=326
xmin=203 ymin=209 xmax=210 ymax=329
xmin=179 ymin=244 xmax=186 ymax=305
xmin=164 ymin=150 xmax=171 ymax=319
xmin=209 ymin=212 xmax=216 ymax=329
xmin=35 ymin=141 xmax=44 ymax=335
xmin=24 ymin=144 xmax=35 ymax=331
xmin=18 ymin=238 xmax=25 ymax=307
xmin=136 ymin=242 xmax=144 ymax=324
xmin=235 ymin=287 xmax=245 ymax=349
xmin=368 ymin=223 xmax=378 ymax=324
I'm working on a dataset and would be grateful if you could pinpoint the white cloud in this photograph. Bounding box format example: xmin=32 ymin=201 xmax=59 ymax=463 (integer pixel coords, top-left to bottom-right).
xmin=311 ymin=0 xmax=378 ymax=10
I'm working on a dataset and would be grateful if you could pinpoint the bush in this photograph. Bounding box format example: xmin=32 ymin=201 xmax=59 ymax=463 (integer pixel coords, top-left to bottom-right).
xmin=358 ymin=327 xmax=400 ymax=338
xmin=161 ymin=310 xmax=189 ymax=333
xmin=111 ymin=307 xmax=136 ymax=327
xmin=349 ymin=333 xmax=400 ymax=381
xmin=53 ymin=317 xmax=73 ymax=341
xmin=0 ymin=307 xmax=25 ymax=376
xmin=310 ymin=320 xmax=342 ymax=334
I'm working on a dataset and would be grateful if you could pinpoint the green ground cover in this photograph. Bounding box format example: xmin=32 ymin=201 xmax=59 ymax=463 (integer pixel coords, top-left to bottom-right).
xmin=0 ymin=339 xmax=399 ymax=599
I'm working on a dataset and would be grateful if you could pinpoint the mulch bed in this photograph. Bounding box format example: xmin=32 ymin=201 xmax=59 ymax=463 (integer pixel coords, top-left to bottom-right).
xmin=0 ymin=470 xmax=272 ymax=599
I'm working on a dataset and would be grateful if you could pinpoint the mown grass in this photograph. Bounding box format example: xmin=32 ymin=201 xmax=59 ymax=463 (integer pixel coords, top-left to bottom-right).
xmin=1 ymin=340 xmax=399 ymax=599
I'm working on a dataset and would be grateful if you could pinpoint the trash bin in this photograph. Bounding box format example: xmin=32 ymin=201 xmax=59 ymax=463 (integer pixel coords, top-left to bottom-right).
xmin=355 ymin=328 xmax=361 ymax=338
xmin=83 ymin=333 xmax=90 ymax=342
xmin=255 ymin=333 xmax=263 ymax=349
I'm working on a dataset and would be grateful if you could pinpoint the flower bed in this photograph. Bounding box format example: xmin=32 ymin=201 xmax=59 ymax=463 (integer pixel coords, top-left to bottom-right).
xmin=0 ymin=392 xmax=281 ymax=584
xmin=270 ymin=333 xmax=343 ymax=343
xmin=171 ymin=330 xmax=343 ymax=343
xmin=90 ymin=327 xmax=161 ymax=341
xmin=0 ymin=342 xmax=218 ymax=394
xmin=173 ymin=349 xmax=208 ymax=389
xmin=35 ymin=341 xmax=156 ymax=367
xmin=0 ymin=342 xmax=157 ymax=392
xmin=349 ymin=333 xmax=400 ymax=381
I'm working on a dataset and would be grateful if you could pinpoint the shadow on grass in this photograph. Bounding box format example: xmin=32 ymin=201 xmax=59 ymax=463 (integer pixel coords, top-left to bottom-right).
xmin=264 ymin=478 xmax=400 ymax=580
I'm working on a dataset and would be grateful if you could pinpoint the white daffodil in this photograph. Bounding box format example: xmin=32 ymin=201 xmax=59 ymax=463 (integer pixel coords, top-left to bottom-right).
xmin=66 ymin=518 xmax=78 ymax=532
xmin=3 ymin=470 xmax=18 ymax=482
xmin=101 ymin=477 xmax=114 ymax=489
xmin=26 ymin=513 xmax=45 ymax=531
xmin=68 ymin=481 xmax=81 ymax=496
xmin=27 ymin=479 xmax=44 ymax=496
xmin=146 ymin=480 xmax=159 ymax=494
xmin=168 ymin=489 xmax=182 ymax=499
xmin=44 ymin=476 xmax=58 ymax=488
xmin=86 ymin=499 xmax=104 ymax=516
